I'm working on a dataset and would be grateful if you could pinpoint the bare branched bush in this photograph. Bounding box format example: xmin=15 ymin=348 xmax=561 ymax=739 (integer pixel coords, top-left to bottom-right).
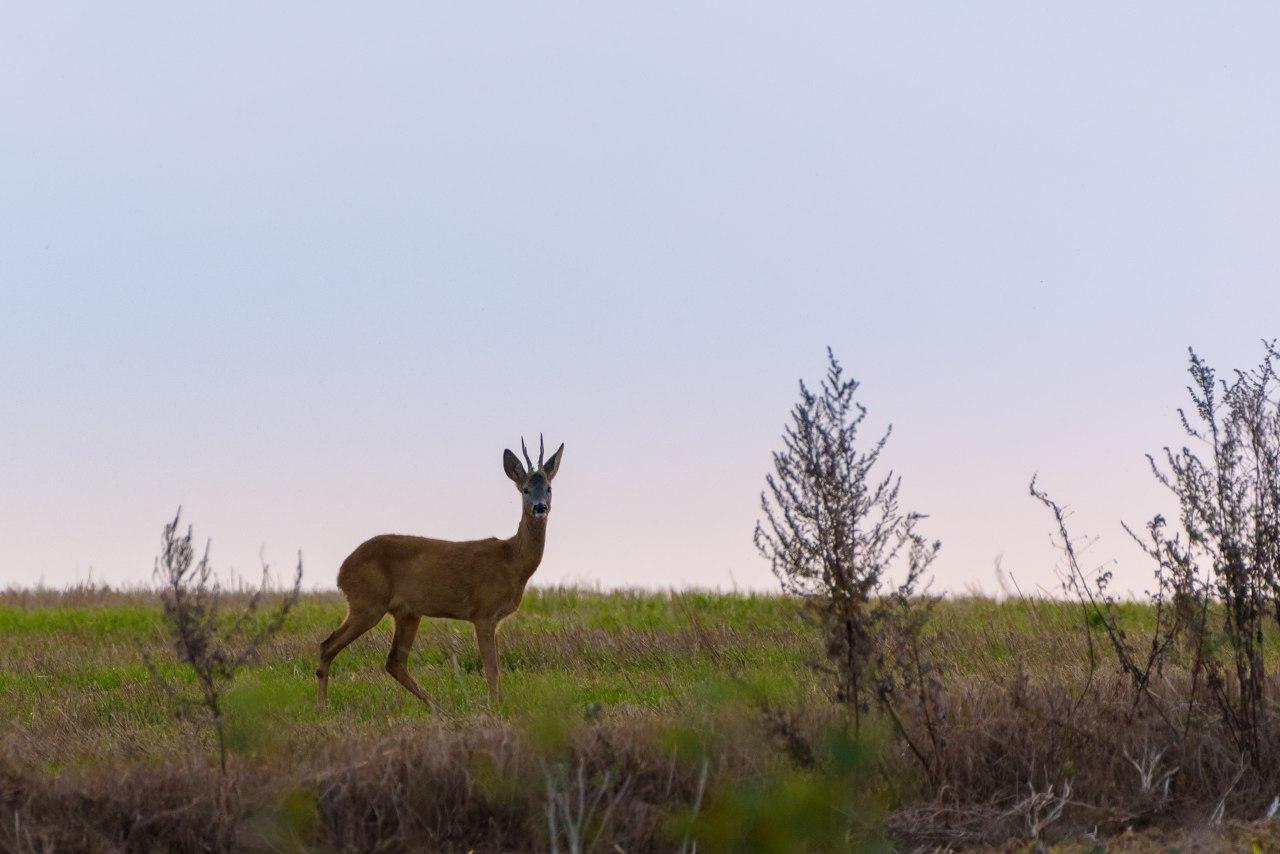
xmin=1037 ymin=342 xmax=1280 ymax=774
xmin=145 ymin=508 xmax=303 ymax=776
xmin=1126 ymin=342 xmax=1280 ymax=769
xmin=755 ymin=348 xmax=942 ymax=777
xmin=999 ymin=341 xmax=1280 ymax=843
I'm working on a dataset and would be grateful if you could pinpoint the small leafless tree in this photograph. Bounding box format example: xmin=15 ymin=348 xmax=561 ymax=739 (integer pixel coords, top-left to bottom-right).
xmin=755 ymin=348 xmax=941 ymax=776
xmin=145 ymin=509 xmax=303 ymax=776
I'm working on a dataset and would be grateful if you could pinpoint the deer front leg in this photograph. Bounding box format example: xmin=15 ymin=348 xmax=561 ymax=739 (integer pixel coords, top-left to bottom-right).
xmin=473 ymin=619 xmax=501 ymax=705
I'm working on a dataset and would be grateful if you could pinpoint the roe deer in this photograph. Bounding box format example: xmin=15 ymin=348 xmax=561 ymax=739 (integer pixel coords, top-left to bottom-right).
xmin=316 ymin=435 xmax=564 ymax=707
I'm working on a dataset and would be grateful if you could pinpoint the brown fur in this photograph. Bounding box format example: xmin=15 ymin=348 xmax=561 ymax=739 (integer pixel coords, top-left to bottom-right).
xmin=316 ymin=443 xmax=561 ymax=707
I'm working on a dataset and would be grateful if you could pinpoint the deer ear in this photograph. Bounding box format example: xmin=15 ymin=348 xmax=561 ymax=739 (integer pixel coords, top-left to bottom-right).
xmin=542 ymin=443 xmax=565 ymax=481
xmin=502 ymin=449 xmax=527 ymax=485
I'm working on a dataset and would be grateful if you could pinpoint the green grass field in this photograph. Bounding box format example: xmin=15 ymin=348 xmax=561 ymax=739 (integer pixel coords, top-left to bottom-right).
xmin=2 ymin=588 xmax=816 ymax=770
xmin=5 ymin=587 xmax=1280 ymax=851
xmin=0 ymin=588 xmax=1155 ymax=769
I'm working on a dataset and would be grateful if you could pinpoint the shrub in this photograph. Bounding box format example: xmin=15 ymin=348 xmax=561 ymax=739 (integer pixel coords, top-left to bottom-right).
xmin=755 ymin=348 xmax=942 ymax=780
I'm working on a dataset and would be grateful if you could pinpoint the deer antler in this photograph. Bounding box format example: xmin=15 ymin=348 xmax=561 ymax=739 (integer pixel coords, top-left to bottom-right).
xmin=538 ymin=433 xmax=545 ymax=470
xmin=520 ymin=437 xmax=534 ymax=472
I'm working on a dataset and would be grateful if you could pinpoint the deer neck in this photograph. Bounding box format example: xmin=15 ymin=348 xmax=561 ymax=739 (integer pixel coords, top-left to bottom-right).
xmin=510 ymin=509 xmax=547 ymax=580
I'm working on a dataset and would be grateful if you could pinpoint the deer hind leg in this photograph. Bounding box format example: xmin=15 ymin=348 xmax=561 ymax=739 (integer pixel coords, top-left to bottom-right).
xmin=316 ymin=606 xmax=384 ymax=705
xmin=386 ymin=613 xmax=435 ymax=709
xmin=473 ymin=619 xmax=501 ymax=705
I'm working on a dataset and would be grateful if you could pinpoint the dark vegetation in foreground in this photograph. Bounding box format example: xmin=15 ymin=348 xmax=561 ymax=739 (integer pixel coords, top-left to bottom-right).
xmin=3 ymin=588 xmax=1280 ymax=852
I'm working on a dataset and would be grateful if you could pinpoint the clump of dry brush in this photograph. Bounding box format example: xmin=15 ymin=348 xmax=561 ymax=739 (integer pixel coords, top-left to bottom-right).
xmin=1130 ymin=340 xmax=1280 ymax=771
xmin=981 ymin=340 xmax=1280 ymax=846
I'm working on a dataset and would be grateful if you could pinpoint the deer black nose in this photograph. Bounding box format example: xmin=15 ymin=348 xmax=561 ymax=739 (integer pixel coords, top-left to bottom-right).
xmin=533 ymin=503 xmax=548 ymax=514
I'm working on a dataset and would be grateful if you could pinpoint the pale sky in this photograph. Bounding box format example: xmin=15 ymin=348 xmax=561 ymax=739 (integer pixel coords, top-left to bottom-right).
xmin=3 ymin=4 xmax=1279 ymax=594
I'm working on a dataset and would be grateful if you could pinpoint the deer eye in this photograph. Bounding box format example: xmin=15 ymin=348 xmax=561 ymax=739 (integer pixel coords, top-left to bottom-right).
xmin=523 ymin=488 xmax=530 ymax=495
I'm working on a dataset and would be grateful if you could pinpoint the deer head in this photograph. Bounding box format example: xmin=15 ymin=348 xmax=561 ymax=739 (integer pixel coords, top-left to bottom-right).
xmin=502 ymin=434 xmax=564 ymax=519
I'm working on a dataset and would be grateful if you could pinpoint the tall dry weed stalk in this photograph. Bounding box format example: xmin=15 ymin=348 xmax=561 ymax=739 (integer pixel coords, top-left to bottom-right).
xmin=756 ymin=348 xmax=942 ymax=780
xmin=144 ymin=508 xmax=303 ymax=776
